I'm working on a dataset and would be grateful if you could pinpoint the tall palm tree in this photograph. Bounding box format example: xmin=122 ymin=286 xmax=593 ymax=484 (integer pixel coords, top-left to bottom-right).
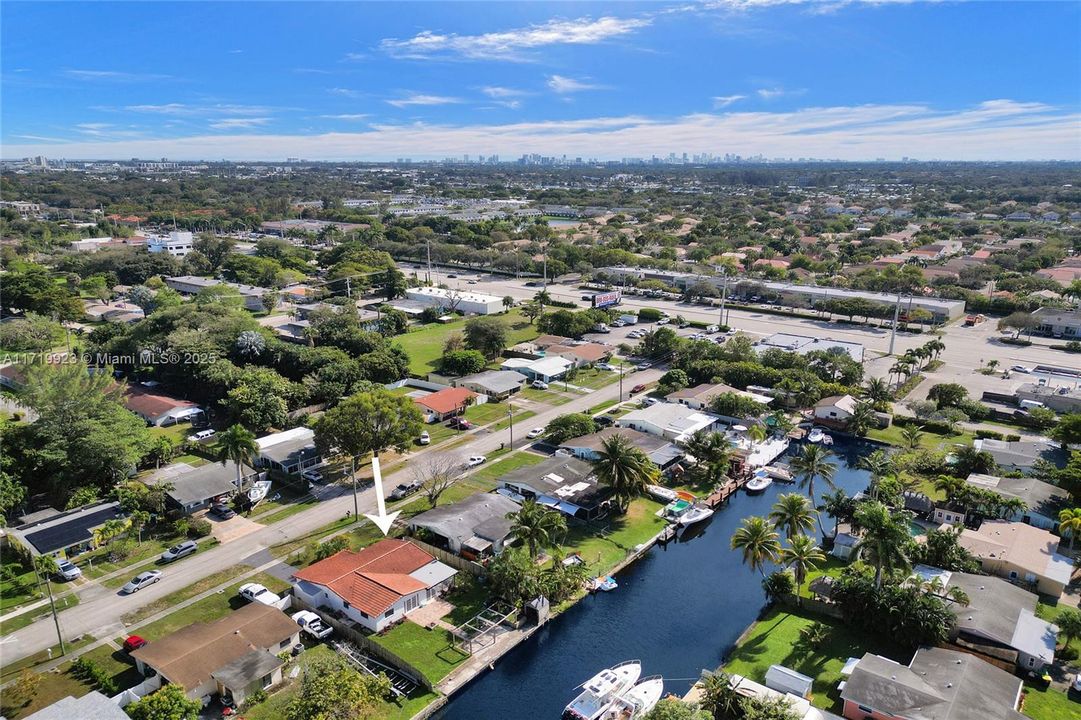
xmin=747 ymin=424 xmax=768 ymax=444
xmin=789 ymin=444 xmax=837 ymax=536
xmin=769 ymin=493 xmax=816 ymax=540
xmin=507 ymin=499 xmax=567 ymax=559
xmin=781 ymin=534 xmax=825 ymax=605
xmin=697 ymin=672 xmax=742 ymax=720
xmin=681 ymin=429 xmax=731 ymax=488
xmin=863 ymin=377 xmax=892 ymax=407
xmin=730 ymin=516 xmax=780 ymax=577
xmin=593 ymin=434 xmax=657 ymax=513
xmin=215 ymin=424 xmax=258 ymax=488
xmin=848 ymin=401 xmax=877 ymax=437
xmin=854 ymin=501 xmax=912 ymax=588
xmin=859 ymin=449 xmax=893 ymax=500
xmin=953 ymin=445 xmax=996 ymax=477
xmin=820 ymin=489 xmax=853 ymax=540
xmin=1059 ymin=508 xmax=1081 ymax=551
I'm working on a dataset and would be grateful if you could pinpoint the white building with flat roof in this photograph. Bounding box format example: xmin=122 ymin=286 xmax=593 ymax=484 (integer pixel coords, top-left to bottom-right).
xmin=618 ymin=402 xmax=720 ymax=442
xmin=757 ymin=333 xmax=864 ymax=362
xmin=148 ymin=231 xmax=194 ymax=257
xmin=405 ymin=286 xmax=504 ymax=315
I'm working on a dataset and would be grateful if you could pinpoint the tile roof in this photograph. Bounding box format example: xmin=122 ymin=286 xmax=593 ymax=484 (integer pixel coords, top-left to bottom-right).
xmin=414 ymin=387 xmax=477 ymax=415
xmin=292 ymin=539 xmax=441 ymax=616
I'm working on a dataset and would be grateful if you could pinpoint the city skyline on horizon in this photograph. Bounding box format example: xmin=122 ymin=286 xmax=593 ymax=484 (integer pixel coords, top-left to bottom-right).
xmin=3 ymin=1 xmax=1080 ymax=162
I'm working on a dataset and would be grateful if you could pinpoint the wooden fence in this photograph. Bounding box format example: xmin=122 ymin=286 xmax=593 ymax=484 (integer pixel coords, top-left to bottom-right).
xmin=405 ymin=537 xmax=487 ymax=578
xmin=778 ymin=594 xmax=845 ymax=620
xmin=290 ymin=595 xmax=434 ymax=691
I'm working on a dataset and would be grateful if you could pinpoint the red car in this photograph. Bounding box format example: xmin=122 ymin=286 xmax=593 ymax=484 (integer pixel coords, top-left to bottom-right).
xmin=123 ymin=635 xmax=147 ymax=653
xmin=630 ymin=384 xmax=647 ymax=394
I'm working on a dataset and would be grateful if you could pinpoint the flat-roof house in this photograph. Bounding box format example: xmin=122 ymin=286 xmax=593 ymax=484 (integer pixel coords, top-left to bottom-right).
xmin=23 ymin=691 xmax=129 ymax=720
xmin=498 ymin=455 xmax=611 ymax=520
xmin=813 ymin=395 xmax=859 ymax=427
xmin=147 ymin=461 xmax=254 ymax=514
xmin=164 ymin=276 xmax=268 ymax=312
xmin=840 ymin=647 xmax=1024 ymax=720
xmin=501 ymin=356 xmax=573 ymax=383
xmin=254 ymin=427 xmax=323 ymax=475
xmin=972 ymin=438 xmax=1062 ymax=473
xmin=1014 ymin=382 xmax=1081 ymax=414
xmin=665 ymin=382 xmax=772 ymax=412
xmin=958 ymin=520 xmax=1073 ymax=598
xmin=452 ymin=370 xmax=526 ymax=400
xmin=122 ymin=385 xmax=202 ymax=427
xmin=291 ymin=539 xmax=457 ymax=633
xmin=544 ymin=342 xmax=611 ymax=367
xmin=409 ymin=493 xmax=521 ymax=559
xmin=910 ymin=566 xmax=1058 ymax=670
xmin=619 ymin=403 xmax=720 ymax=442
xmin=9 ymin=501 xmax=125 ymax=558
xmin=413 ymin=387 xmax=477 ymax=423
xmin=964 ymin=474 xmax=1068 ymax=531
xmin=559 ymin=427 xmax=684 ymax=472
xmin=405 ymin=286 xmax=504 ymax=315
xmin=130 ymin=603 xmax=300 ymax=706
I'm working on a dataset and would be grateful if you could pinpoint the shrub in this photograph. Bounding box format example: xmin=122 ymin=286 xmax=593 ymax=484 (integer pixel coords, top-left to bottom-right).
xmin=761 ymin=570 xmax=795 ymax=604
xmin=70 ymin=657 xmax=118 ymax=695
xmin=187 ymin=519 xmax=212 ymax=538
xmin=1064 ymin=340 xmax=1081 ymax=353
xmin=172 ymin=518 xmax=190 ymax=537
xmin=1000 ymin=337 xmax=1032 ymax=346
xmin=637 ymin=308 xmax=662 ymax=322
xmin=1005 ymin=433 xmax=1022 ymax=442
xmin=975 ymin=429 xmax=1004 ymax=440
xmin=246 ymin=688 xmax=269 ymax=706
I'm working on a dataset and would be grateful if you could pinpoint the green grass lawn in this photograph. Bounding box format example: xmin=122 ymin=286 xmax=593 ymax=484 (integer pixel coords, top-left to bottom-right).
xmin=372 ymin=621 xmax=469 ymax=684
xmin=724 ymin=607 xmax=908 ymax=714
xmin=396 ymin=309 xmax=539 ymax=375
xmin=465 ymin=402 xmax=518 ymax=425
xmin=570 ymin=368 xmax=621 ymax=391
xmin=470 ymin=451 xmax=545 ymax=486
xmin=866 ymin=424 xmax=975 ymax=453
xmin=562 ymin=497 xmax=668 ymax=574
xmin=1 ymin=564 xmax=43 ymax=612
xmin=0 ymin=662 xmax=93 ymax=719
xmin=0 ymin=635 xmax=97 ymax=683
xmin=489 ymin=409 xmax=536 ymax=433
xmin=121 ymin=568 xmax=289 ymax=630
xmin=0 ymin=593 xmax=79 ymax=635
xmin=79 ymin=527 xmax=195 ymax=580
xmin=798 ymin=555 xmax=850 ymax=599
xmin=588 ymin=398 xmax=621 ymax=415
xmin=517 ymin=387 xmax=574 ymax=406
xmin=1022 ymin=683 xmax=1081 ymax=720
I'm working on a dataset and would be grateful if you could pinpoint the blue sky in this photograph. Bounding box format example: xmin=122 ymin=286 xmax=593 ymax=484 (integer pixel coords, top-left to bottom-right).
xmin=2 ymin=1 xmax=1079 ymax=160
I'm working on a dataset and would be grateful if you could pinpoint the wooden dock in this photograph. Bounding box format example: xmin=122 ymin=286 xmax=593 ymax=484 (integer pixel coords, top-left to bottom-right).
xmin=704 ymin=476 xmax=746 ymax=508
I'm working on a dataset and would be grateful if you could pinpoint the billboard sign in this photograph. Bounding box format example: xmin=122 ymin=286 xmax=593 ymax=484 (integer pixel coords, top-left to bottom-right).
xmin=592 ymin=290 xmax=622 ymax=308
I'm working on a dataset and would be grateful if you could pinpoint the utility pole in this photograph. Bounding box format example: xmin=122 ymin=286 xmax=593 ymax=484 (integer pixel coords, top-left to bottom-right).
xmin=507 ymin=404 xmax=514 ymax=449
xmin=887 ymin=293 xmax=902 ymax=356
xmin=426 ymin=239 xmax=433 ymax=285
xmin=719 ymin=270 xmax=729 ymax=327
xmin=542 ymin=241 xmax=548 ymax=290
xmin=618 ymin=361 xmax=624 ymax=401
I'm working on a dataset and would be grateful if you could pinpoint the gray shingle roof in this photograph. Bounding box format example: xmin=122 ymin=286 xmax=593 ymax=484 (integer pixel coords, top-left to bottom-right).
xmin=409 ymin=493 xmax=521 ymax=546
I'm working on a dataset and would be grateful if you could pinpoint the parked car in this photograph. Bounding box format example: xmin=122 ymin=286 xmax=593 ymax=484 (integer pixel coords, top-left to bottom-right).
xmin=531 ymin=380 xmax=549 ymax=390
xmin=636 ymin=362 xmax=652 ymax=370
xmin=1010 ymin=365 xmax=1031 ymax=373
xmin=239 ymin=582 xmax=281 ymax=606
xmin=611 ymin=320 xmax=626 ymax=327
xmin=705 ymin=325 xmax=720 ymax=334
xmin=448 ymin=417 xmax=473 ymax=430
xmin=56 ymin=559 xmax=82 ymax=581
xmin=302 ymin=469 xmax=324 ymax=484
xmin=642 ymin=397 xmax=660 ymax=407
xmin=209 ymin=502 xmax=236 ymax=519
xmin=418 ymin=431 xmax=431 ymax=445
xmin=188 ymin=429 xmax=216 ymax=442
xmin=466 ymin=455 xmax=487 ymax=468
xmin=467 ymin=280 xmax=478 ymax=285
xmin=122 ymin=570 xmax=163 ymax=594
xmin=630 ymin=384 xmax=647 ymax=394
xmin=656 ymin=317 xmax=670 ymax=325
xmin=1073 ymin=672 xmax=1081 ymax=693
xmin=447 ymin=274 xmax=458 ymax=279
xmin=291 ymin=610 xmax=333 ymax=640
xmin=389 ymin=480 xmax=422 ymax=500
xmin=122 ymin=635 xmax=147 ymax=653
xmin=160 ymin=540 xmax=198 ymax=563
xmin=526 ymin=427 xmax=545 ymax=439
xmin=595 ymin=415 xmax=616 ymax=427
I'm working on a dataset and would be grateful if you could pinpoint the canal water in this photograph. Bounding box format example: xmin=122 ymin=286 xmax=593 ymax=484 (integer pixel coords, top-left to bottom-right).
xmin=432 ymin=439 xmax=877 ymax=720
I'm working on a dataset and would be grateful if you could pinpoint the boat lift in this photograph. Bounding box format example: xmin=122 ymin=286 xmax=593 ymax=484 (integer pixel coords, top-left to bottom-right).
xmin=451 ymin=600 xmax=517 ymax=655
xmin=331 ymin=640 xmax=419 ymax=697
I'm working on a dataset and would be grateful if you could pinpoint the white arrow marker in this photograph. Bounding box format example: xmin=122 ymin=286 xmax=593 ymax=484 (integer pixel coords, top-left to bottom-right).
xmin=364 ymin=456 xmax=399 ymax=536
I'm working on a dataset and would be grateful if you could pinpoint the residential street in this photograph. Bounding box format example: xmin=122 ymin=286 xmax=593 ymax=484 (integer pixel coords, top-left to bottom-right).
xmin=1 ymin=366 xmax=661 ymax=664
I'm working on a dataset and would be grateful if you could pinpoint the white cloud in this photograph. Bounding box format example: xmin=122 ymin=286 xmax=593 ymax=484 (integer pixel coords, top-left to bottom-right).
xmin=385 ymin=94 xmax=463 ymax=108
xmin=481 ymin=86 xmax=528 ymax=99
xmin=124 ymin=103 xmax=273 ymax=116
xmin=328 ymin=88 xmax=361 ymax=98
xmin=381 ymin=16 xmax=651 ymax=60
xmin=64 ymin=69 xmax=170 ymax=82
xmin=712 ymin=95 xmax=746 ymax=108
xmin=208 ymin=118 xmax=270 ymax=129
xmin=320 ymin=114 xmax=370 ymax=120
xmin=757 ymin=86 xmax=806 ymax=99
xmin=6 ymin=101 xmax=1075 ymax=162
xmin=342 ymin=52 xmax=367 ymax=61
xmin=547 ymin=75 xmax=606 ymax=94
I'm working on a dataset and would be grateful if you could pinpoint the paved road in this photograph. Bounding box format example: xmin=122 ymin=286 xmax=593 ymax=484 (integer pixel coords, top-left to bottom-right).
xmin=1 ymin=366 xmax=660 ymax=663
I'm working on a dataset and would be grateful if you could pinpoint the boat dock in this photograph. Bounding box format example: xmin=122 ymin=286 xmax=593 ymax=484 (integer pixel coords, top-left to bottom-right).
xmin=703 ymin=476 xmax=747 ymax=508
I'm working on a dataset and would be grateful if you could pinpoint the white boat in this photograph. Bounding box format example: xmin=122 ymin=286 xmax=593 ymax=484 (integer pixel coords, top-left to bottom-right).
xmin=604 ymin=677 xmax=665 ymax=719
xmin=675 ymin=504 xmax=714 ymax=527
xmin=646 ymin=484 xmax=678 ymax=503
xmin=763 ymin=464 xmax=793 ymax=482
xmin=247 ymin=480 xmax=272 ymax=504
xmin=807 ymin=428 xmax=826 ymax=444
xmin=593 ymin=576 xmax=618 ymax=592
xmin=821 ymin=434 xmax=834 ymax=445
xmin=745 ymin=470 xmax=772 ymax=494
xmin=563 ymin=661 xmax=642 ymax=720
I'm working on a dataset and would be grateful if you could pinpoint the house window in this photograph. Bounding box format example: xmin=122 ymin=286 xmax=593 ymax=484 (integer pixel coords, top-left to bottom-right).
xmin=261 ymin=673 xmax=274 ymax=689
xmin=1009 ymin=570 xmax=1018 ymax=579
xmin=384 ymin=608 xmax=394 ymax=618
xmin=857 ymin=706 xmax=874 ymax=714
xmin=343 ymin=601 xmax=350 ymax=608
xmin=279 ymin=639 xmax=290 ymax=650
xmin=1027 ymin=657 xmax=1036 ymax=668
xmin=360 ymin=610 xmax=369 ymax=618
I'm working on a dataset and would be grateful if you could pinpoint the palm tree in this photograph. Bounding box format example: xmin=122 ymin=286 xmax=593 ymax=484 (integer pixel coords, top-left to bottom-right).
xmin=933 ymin=474 xmax=967 ymax=503
xmin=781 ymin=535 xmax=825 ymax=605
xmin=769 ymin=493 xmax=816 ymax=540
xmin=863 ymin=377 xmax=892 ymax=407
xmin=900 ymin=424 xmax=925 ymax=450
xmin=859 ymin=449 xmax=893 ymax=500
xmin=848 ymin=401 xmax=877 ymax=437
xmin=681 ymin=429 xmax=731 ymax=488
xmin=593 ymin=434 xmax=657 ymax=513
xmin=32 ymin=555 xmax=66 ymax=655
xmin=747 ymin=424 xmax=768 ymax=444
xmin=854 ymin=501 xmax=912 ymax=588
xmin=507 ymin=499 xmax=567 ymax=559
xmin=953 ymin=445 xmax=996 ymax=477
xmin=697 ymin=672 xmax=742 ymax=720
xmin=502 ymin=295 xmax=514 ymax=310
xmin=789 ymin=444 xmax=837 ymax=536
xmin=215 ymin=424 xmax=258 ymax=488
xmin=1059 ymin=508 xmax=1081 ymax=551
xmin=820 ymin=488 xmax=854 ymax=540
xmin=730 ymin=516 xmax=780 ymax=576
xmin=926 ymin=339 xmax=945 ymax=360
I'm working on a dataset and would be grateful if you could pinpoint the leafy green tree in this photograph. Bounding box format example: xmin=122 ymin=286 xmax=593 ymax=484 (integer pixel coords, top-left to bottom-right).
xmin=593 ymin=433 xmax=657 ymax=513
xmin=507 ymin=499 xmax=567 ymax=559
xmin=1055 ymin=607 xmax=1081 ymax=652
xmin=544 ymin=413 xmax=597 ymax=444
xmin=730 ymin=516 xmax=781 ymax=577
xmin=952 ymin=445 xmax=996 ymax=477
xmin=928 ymin=383 xmax=968 ymax=409
xmin=847 ymin=400 xmax=877 ymax=437
xmin=125 ymin=683 xmax=202 ymax=719
xmin=2 ymin=265 xmax=83 ymax=319
xmin=464 ymin=316 xmax=508 ymax=359
xmin=762 ymin=569 xmax=796 ymax=604
xmin=521 ymin=300 xmax=544 ymax=324
xmin=658 ymin=368 xmax=689 ymax=393
xmin=637 ymin=327 xmax=683 ymax=359
xmin=768 ymin=493 xmax=815 ymax=540
xmin=742 ymin=694 xmax=801 ymax=720
xmin=285 ymin=654 xmax=390 ymax=720
xmin=224 ymin=367 xmax=304 ymax=431
xmin=488 ymin=547 xmax=541 ymax=608
xmin=643 ymin=698 xmax=711 ymax=720
xmin=382 ymin=267 xmax=408 ymax=301
xmin=697 ymin=672 xmax=743 ymax=720
xmin=441 ymin=349 xmax=487 ymax=376
xmin=789 ymin=444 xmax=837 ymax=536
xmin=214 ymin=425 xmax=258 ymax=488
xmin=1051 ymin=414 xmax=1081 ymax=450
xmin=909 ymin=526 xmax=980 ymax=573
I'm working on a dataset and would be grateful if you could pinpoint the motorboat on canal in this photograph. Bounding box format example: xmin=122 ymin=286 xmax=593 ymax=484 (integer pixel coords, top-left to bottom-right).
xmin=663 ymin=493 xmax=714 ymax=528
xmin=604 ymin=676 xmax=664 ymax=719
xmin=806 ymin=428 xmax=833 ymax=444
xmin=593 ymin=576 xmax=618 ymax=592
xmin=563 ymin=660 xmax=642 ymax=720
xmin=745 ymin=469 xmax=772 ymax=494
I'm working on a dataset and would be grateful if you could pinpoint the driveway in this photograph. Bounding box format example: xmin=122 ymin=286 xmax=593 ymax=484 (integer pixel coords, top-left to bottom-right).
xmin=208 ymin=513 xmax=263 ymax=543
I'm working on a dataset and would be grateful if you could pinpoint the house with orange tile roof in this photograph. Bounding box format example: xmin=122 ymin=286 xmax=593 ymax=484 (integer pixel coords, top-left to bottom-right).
xmin=413 ymin=386 xmax=477 ymax=423
xmin=291 ymin=539 xmax=457 ymax=632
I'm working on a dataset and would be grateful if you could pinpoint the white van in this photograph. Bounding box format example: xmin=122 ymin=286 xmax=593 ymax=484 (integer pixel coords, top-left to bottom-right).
xmin=1019 ymin=399 xmax=1045 ymax=410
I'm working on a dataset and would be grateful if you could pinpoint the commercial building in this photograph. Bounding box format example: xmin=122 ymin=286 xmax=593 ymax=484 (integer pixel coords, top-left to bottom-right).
xmin=1031 ymin=307 xmax=1081 ymax=338
xmin=405 ymin=286 xmax=505 ymax=315
xmin=756 ymin=333 xmax=864 ymax=363
xmin=1014 ymin=382 xmax=1081 ymax=414
xmin=501 ymin=356 xmax=574 ymax=383
xmin=147 ymin=231 xmax=195 ymax=257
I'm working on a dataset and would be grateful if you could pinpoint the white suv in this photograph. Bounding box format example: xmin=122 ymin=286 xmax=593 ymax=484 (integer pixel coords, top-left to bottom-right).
xmin=56 ymin=559 xmax=82 ymax=581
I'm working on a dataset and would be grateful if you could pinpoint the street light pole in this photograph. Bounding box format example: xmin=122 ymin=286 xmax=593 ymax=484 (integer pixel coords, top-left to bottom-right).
xmin=887 ymin=293 xmax=902 ymax=356
xmin=719 ymin=270 xmax=728 ymax=327
xmin=507 ymin=405 xmax=514 ymax=449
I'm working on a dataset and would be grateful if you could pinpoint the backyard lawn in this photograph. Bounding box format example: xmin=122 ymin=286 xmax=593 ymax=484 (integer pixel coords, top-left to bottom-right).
xmin=396 ymin=309 xmax=539 ymax=375
xmin=562 ymin=497 xmax=668 ymax=574
xmin=1022 ymin=682 xmax=1081 ymax=720
xmin=1 ymin=563 xmax=44 ymax=613
xmin=724 ymin=607 xmax=908 ymax=714
xmin=372 ymin=620 xmax=469 ymax=684
xmin=866 ymin=424 xmax=975 ymax=453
